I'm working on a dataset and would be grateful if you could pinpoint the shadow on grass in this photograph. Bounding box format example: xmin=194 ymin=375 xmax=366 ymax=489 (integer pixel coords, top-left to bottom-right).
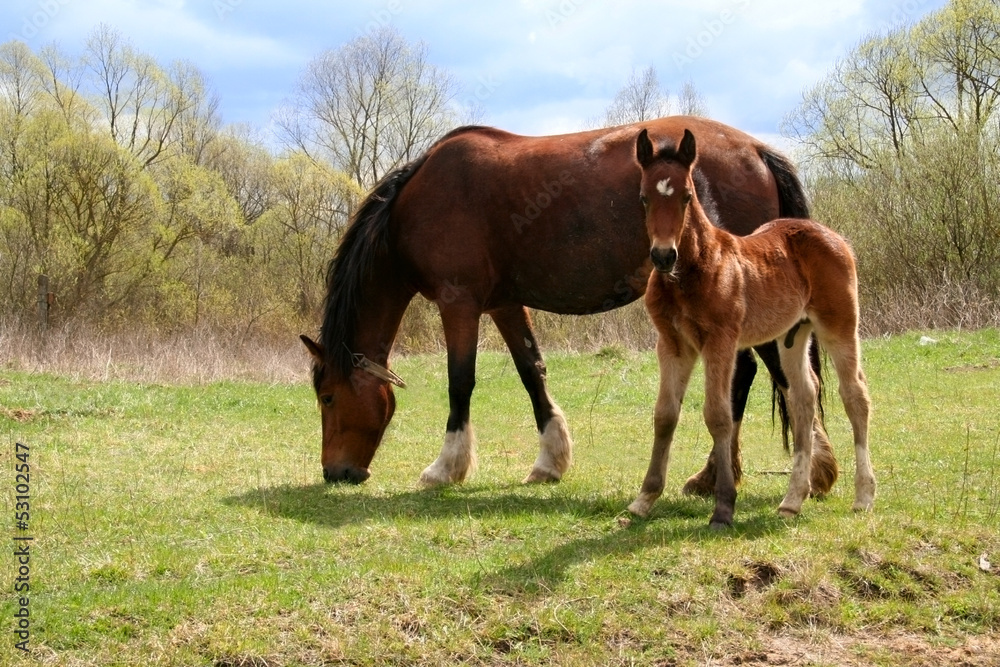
xmin=223 ymin=481 xmax=795 ymax=595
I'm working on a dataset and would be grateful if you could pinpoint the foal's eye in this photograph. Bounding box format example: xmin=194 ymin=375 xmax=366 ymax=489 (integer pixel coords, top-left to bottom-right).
xmin=640 ymin=194 xmax=648 ymax=208
xmin=683 ymin=190 xmax=692 ymax=204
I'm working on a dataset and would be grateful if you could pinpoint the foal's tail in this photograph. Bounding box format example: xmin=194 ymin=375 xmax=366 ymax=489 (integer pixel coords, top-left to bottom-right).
xmin=757 ymin=147 xmax=826 ymax=449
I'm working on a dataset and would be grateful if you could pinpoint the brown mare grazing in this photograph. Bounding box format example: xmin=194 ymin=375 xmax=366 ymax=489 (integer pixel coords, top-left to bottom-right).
xmin=299 ymin=116 xmax=839 ymax=492
xmin=627 ymin=128 xmax=875 ymax=528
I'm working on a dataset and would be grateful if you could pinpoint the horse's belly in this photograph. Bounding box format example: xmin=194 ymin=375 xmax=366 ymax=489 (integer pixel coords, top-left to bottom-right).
xmin=737 ymin=290 xmax=809 ymax=348
xmin=510 ymin=260 xmax=651 ymax=314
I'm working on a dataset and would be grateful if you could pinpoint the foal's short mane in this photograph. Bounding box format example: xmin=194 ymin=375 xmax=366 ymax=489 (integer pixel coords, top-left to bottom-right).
xmin=317 ymin=125 xmax=492 ymax=378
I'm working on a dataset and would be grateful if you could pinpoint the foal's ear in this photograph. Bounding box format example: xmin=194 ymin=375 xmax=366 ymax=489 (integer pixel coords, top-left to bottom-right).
xmin=636 ymin=128 xmax=655 ymax=167
xmin=300 ymin=334 xmax=324 ymax=363
xmin=678 ymin=129 xmax=697 ymax=167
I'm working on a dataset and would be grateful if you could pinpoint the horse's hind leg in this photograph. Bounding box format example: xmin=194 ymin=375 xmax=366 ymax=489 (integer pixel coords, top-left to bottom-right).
xmin=491 ymin=306 xmax=573 ymax=483
xmin=756 ymin=340 xmax=839 ymax=496
xmin=776 ymin=324 xmax=818 ymax=517
xmin=681 ymin=348 xmax=755 ymax=497
xmin=420 ymin=303 xmax=481 ymax=486
xmin=821 ymin=332 xmax=875 ymax=511
xmin=629 ymin=333 xmax=697 ymax=518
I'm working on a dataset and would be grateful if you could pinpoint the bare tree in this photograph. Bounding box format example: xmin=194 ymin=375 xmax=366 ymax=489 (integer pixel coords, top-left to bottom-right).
xmin=279 ymin=26 xmax=459 ymax=189
xmin=83 ymin=24 xmax=195 ymax=167
xmin=677 ymin=80 xmax=709 ymax=117
xmin=600 ymin=65 xmax=670 ymax=127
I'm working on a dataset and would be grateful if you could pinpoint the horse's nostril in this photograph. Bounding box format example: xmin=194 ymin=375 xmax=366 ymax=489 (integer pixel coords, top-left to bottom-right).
xmin=651 ymin=247 xmax=677 ymax=272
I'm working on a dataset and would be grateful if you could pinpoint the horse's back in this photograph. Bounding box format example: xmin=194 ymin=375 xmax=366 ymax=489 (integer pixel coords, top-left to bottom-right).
xmin=392 ymin=118 xmax=786 ymax=314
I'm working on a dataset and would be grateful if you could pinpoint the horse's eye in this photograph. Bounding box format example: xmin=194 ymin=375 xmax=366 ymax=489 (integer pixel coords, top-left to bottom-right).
xmin=683 ymin=191 xmax=692 ymax=204
xmin=640 ymin=194 xmax=648 ymax=208
xmin=320 ymin=394 xmax=334 ymax=407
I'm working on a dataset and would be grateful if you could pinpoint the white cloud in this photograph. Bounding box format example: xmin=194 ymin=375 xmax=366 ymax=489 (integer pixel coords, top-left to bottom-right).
xmin=1 ymin=0 xmax=951 ymax=141
xmin=45 ymin=0 xmax=301 ymax=70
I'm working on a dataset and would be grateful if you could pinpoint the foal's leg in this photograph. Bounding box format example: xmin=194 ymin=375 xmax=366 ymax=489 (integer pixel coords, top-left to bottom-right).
xmin=628 ymin=334 xmax=696 ymax=518
xmin=820 ymin=331 xmax=875 ymax=511
xmin=490 ymin=306 xmax=573 ymax=483
xmin=756 ymin=340 xmax=839 ymax=496
xmin=701 ymin=337 xmax=741 ymax=528
xmin=681 ymin=349 xmax=754 ymax=497
xmin=776 ymin=324 xmax=817 ymax=517
xmin=419 ymin=302 xmax=481 ymax=486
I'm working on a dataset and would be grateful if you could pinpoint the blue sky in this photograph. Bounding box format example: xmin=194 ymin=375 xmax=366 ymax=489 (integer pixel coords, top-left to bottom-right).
xmin=3 ymin=0 xmax=948 ymax=149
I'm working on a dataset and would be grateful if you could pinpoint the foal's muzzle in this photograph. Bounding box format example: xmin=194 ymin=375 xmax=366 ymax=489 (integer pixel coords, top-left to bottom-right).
xmin=650 ymin=246 xmax=678 ymax=273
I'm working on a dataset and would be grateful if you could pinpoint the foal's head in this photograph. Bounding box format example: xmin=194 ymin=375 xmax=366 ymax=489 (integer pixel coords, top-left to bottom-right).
xmin=635 ymin=128 xmax=698 ymax=274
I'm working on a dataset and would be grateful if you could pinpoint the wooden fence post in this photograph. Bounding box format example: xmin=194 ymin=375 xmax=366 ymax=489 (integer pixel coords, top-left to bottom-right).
xmin=37 ymin=274 xmax=49 ymax=330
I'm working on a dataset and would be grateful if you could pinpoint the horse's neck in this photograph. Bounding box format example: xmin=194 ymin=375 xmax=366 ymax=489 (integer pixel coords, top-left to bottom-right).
xmin=353 ymin=269 xmax=414 ymax=364
xmin=678 ymin=203 xmax=719 ymax=266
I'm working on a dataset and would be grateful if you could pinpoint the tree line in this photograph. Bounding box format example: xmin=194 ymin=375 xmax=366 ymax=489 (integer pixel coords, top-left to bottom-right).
xmin=0 ymin=25 xmax=460 ymax=339
xmin=6 ymin=0 xmax=992 ymax=347
xmin=783 ymin=0 xmax=1000 ymax=331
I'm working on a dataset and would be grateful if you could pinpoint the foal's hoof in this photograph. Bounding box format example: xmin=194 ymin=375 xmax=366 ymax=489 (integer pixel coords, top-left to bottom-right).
xmin=852 ymin=501 xmax=874 ymax=513
xmin=522 ymin=467 xmax=561 ymax=484
xmin=708 ymin=520 xmax=731 ymax=531
xmin=681 ymin=474 xmax=715 ymax=498
xmin=777 ymin=506 xmax=799 ymax=519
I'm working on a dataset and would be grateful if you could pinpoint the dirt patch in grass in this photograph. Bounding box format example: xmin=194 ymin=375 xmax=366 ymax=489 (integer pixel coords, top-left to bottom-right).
xmin=1 ymin=407 xmax=37 ymax=422
xmin=728 ymin=560 xmax=783 ymax=598
xmin=944 ymin=358 xmax=1000 ymax=372
xmin=715 ymin=631 xmax=1000 ymax=666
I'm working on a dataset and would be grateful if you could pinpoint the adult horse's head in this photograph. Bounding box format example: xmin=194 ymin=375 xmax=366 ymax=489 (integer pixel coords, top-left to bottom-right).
xmin=300 ymin=335 xmax=400 ymax=484
xmin=299 ymin=157 xmax=422 ymax=484
xmin=636 ymin=128 xmax=698 ymax=275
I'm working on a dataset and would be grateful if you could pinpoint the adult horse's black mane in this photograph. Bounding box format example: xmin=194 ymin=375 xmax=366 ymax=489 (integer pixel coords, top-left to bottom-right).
xmin=317 ymin=126 xmax=491 ymax=378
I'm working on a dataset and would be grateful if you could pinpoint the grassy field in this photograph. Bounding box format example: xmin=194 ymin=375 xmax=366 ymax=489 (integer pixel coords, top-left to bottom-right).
xmin=2 ymin=329 xmax=999 ymax=666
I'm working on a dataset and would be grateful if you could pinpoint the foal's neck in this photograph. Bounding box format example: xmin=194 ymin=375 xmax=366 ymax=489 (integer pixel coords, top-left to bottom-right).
xmin=677 ymin=196 xmax=721 ymax=268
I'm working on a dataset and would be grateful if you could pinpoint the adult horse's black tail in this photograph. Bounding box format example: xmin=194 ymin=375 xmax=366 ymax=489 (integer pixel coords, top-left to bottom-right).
xmin=757 ymin=147 xmax=826 ymax=450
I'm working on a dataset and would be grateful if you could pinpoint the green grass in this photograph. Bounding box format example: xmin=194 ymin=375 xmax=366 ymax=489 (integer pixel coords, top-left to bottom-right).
xmin=2 ymin=330 xmax=999 ymax=665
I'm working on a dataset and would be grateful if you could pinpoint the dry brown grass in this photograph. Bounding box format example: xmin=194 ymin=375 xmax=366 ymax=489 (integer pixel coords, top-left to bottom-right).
xmin=860 ymin=281 xmax=1000 ymax=338
xmin=0 ymin=319 xmax=310 ymax=384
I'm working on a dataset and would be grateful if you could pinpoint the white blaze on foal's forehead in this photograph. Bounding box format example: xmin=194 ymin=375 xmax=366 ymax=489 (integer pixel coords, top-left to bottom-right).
xmin=656 ymin=178 xmax=675 ymax=197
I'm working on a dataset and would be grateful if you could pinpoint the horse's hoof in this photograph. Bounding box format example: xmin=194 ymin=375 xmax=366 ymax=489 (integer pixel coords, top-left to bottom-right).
xmin=708 ymin=520 xmax=731 ymax=531
xmin=419 ymin=468 xmax=453 ymax=487
xmin=627 ymin=500 xmax=651 ymax=518
xmin=851 ymin=501 xmax=874 ymax=512
xmin=681 ymin=476 xmax=715 ymax=498
xmin=522 ymin=468 xmax=561 ymax=484
xmin=777 ymin=506 xmax=799 ymax=518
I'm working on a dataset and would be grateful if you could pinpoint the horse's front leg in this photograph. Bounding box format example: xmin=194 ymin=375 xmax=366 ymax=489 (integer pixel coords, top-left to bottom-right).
xmin=629 ymin=334 xmax=696 ymax=517
xmin=419 ymin=302 xmax=481 ymax=486
xmin=702 ymin=337 xmax=740 ymax=528
xmin=490 ymin=306 xmax=573 ymax=483
xmin=681 ymin=348 xmax=756 ymax=496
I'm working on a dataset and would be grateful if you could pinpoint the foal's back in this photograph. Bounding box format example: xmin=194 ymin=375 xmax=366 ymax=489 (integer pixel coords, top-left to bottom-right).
xmin=734 ymin=217 xmax=859 ymax=345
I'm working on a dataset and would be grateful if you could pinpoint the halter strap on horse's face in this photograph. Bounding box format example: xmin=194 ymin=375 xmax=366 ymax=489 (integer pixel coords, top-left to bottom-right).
xmin=344 ymin=344 xmax=407 ymax=388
